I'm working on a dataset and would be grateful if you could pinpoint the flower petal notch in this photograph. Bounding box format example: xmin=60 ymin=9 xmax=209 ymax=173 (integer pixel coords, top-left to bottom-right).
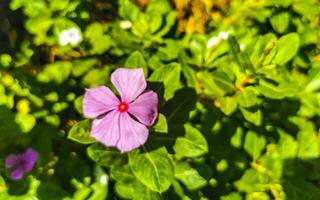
xmin=5 ymin=148 xmax=38 ymax=180
xmin=83 ymin=68 xmax=158 ymax=153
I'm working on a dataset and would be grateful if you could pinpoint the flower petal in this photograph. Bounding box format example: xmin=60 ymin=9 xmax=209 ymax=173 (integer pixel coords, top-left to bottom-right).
xmin=91 ymin=110 xmax=121 ymax=147
xmin=5 ymin=154 xmax=20 ymax=169
xmin=22 ymin=148 xmax=38 ymax=172
xmin=59 ymin=31 xmax=70 ymax=46
xmin=83 ymin=86 xmax=120 ymax=118
xmin=10 ymin=167 xmax=24 ymax=180
xmin=117 ymin=112 xmax=148 ymax=153
xmin=111 ymin=68 xmax=146 ymax=103
xmin=128 ymin=90 xmax=158 ymax=126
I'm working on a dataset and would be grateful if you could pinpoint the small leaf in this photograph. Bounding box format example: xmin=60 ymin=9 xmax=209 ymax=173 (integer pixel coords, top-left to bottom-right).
xmin=149 ymin=63 xmax=181 ymax=100
xmin=125 ymin=51 xmax=148 ymax=75
xmin=216 ymin=96 xmax=238 ymax=116
xmin=174 ymin=161 xmax=207 ymax=191
xmin=197 ymin=71 xmax=234 ymax=98
xmin=174 ymin=124 xmax=208 ymax=158
xmin=15 ymin=113 xmax=36 ymax=133
xmin=240 ymin=106 xmax=262 ymax=126
xmin=270 ymin=12 xmax=290 ymax=34
xmin=37 ymin=61 xmax=73 ymax=83
xmin=272 ymin=33 xmax=300 ymax=65
xmin=243 ymin=131 xmax=266 ymax=160
xmin=236 ymin=87 xmax=258 ymax=108
xmin=152 ymin=114 xmax=168 ymax=133
xmin=68 ymin=120 xmax=95 ymax=144
xmin=221 ymin=192 xmax=243 ymax=200
xmin=129 ymin=147 xmax=174 ymax=192
xmin=87 ymin=143 xmax=126 ymax=167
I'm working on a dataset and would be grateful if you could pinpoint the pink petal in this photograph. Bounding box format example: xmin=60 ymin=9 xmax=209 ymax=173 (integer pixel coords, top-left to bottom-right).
xmin=22 ymin=148 xmax=38 ymax=172
xmin=128 ymin=90 xmax=158 ymax=126
xmin=111 ymin=68 xmax=146 ymax=103
xmin=83 ymin=86 xmax=120 ymax=118
xmin=10 ymin=167 xmax=24 ymax=180
xmin=91 ymin=110 xmax=121 ymax=147
xmin=117 ymin=112 xmax=148 ymax=153
xmin=5 ymin=154 xmax=20 ymax=169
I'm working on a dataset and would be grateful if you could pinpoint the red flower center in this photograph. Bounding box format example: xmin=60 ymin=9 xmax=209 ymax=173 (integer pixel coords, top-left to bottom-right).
xmin=118 ymin=102 xmax=128 ymax=112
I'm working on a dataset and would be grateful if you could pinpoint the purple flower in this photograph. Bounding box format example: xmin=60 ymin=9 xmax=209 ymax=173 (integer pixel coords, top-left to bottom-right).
xmin=5 ymin=148 xmax=38 ymax=180
xmin=83 ymin=68 xmax=158 ymax=152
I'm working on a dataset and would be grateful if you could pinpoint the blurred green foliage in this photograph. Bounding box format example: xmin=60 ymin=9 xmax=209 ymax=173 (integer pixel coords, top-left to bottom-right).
xmin=0 ymin=0 xmax=320 ymax=199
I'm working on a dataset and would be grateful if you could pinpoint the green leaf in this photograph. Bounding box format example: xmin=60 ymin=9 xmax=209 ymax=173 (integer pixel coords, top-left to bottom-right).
xmin=236 ymin=87 xmax=258 ymax=108
xmin=228 ymin=36 xmax=254 ymax=73
xmin=152 ymin=114 xmax=168 ymax=133
xmin=221 ymin=192 xmax=243 ymax=200
xmin=197 ymin=71 xmax=234 ymax=98
xmin=125 ymin=51 xmax=148 ymax=75
xmin=270 ymin=12 xmax=290 ymax=34
xmin=111 ymin=164 xmax=162 ymax=200
xmin=234 ymin=169 xmax=263 ymax=193
xmin=256 ymin=80 xmax=287 ymax=99
xmin=173 ymin=124 xmax=208 ymax=158
xmin=297 ymin=127 xmax=319 ymax=159
xmin=278 ymin=129 xmax=298 ymax=160
xmin=68 ymin=120 xmax=95 ymax=144
xmin=15 ymin=113 xmax=36 ymax=133
xmin=216 ymin=96 xmax=238 ymax=116
xmin=85 ymin=23 xmax=113 ymax=55
xmin=129 ymin=147 xmax=174 ymax=192
xmin=272 ymin=33 xmax=300 ymax=65
xmin=250 ymin=33 xmax=277 ymax=68
xmin=306 ymin=68 xmax=320 ymax=92
xmin=174 ymin=161 xmax=207 ymax=191
xmin=72 ymin=58 xmax=97 ymax=77
xmin=243 ymin=131 xmax=266 ymax=160
xmin=37 ymin=61 xmax=73 ymax=83
xmin=240 ymin=106 xmax=262 ymax=126
xmin=149 ymin=63 xmax=181 ymax=100
xmin=87 ymin=143 xmax=126 ymax=167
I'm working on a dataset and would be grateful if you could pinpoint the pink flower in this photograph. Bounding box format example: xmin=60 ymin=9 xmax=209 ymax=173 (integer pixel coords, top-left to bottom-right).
xmin=83 ymin=68 xmax=158 ymax=152
xmin=5 ymin=148 xmax=38 ymax=180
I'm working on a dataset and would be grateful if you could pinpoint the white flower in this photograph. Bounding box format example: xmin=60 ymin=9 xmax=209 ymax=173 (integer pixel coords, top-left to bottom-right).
xmin=59 ymin=27 xmax=83 ymax=46
xmin=207 ymin=31 xmax=230 ymax=49
xmin=218 ymin=32 xmax=229 ymax=40
xmin=207 ymin=37 xmax=220 ymax=48
xmin=119 ymin=21 xmax=132 ymax=29
xmin=99 ymin=174 xmax=108 ymax=185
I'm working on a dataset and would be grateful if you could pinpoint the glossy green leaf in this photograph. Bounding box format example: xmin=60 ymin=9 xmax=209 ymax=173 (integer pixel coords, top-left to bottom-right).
xmin=240 ymin=106 xmax=262 ymax=126
xmin=68 ymin=120 xmax=95 ymax=144
xmin=217 ymin=96 xmax=238 ymax=116
xmin=174 ymin=124 xmax=208 ymax=158
xmin=152 ymin=114 xmax=168 ymax=133
xmin=270 ymin=12 xmax=290 ymax=34
xmin=129 ymin=147 xmax=174 ymax=192
xmin=197 ymin=71 xmax=234 ymax=98
xmin=272 ymin=33 xmax=300 ymax=65
xmin=87 ymin=143 xmax=126 ymax=167
xmin=149 ymin=63 xmax=181 ymax=100
xmin=244 ymin=131 xmax=266 ymax=160
xmin=174 ymin=161 xmax=207 ymax=191
xmin=125 ymin=51 xmax=148 ymax=75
